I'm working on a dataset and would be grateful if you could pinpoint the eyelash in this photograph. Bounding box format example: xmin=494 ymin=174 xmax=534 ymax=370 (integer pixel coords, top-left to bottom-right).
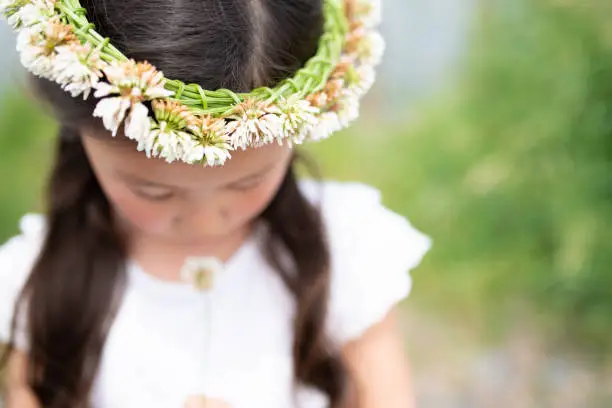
xmin=227 ymin=179 xmax=263 ymax=191
xmin=129 ymin=177 xmax=263 ymax=199
xmin=132 ymin=187 xmax=175 ymax=201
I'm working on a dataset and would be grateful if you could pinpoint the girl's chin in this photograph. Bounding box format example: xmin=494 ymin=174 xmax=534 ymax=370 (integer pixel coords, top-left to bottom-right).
xmin=138 ymin=230 xmax=229 ymax=246
xmin=145 ymin=225 xmax=250 ymax=249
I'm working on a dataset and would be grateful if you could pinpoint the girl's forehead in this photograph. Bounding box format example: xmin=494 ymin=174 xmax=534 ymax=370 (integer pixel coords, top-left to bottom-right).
xmin=82 ymin=133 xmax=291 ymax=188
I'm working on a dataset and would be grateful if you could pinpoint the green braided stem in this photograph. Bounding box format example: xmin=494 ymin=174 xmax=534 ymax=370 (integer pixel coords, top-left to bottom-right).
xmin=56 ymin=0 xmax=348 ymax=116
xmin=57 ymin=0 xmax=127 ymax=62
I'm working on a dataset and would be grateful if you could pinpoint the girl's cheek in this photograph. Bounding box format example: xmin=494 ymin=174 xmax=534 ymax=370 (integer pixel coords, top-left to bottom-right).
xmin=107 ymin=188 xmax=171 ymax=235
xmin=230 ymin=194 xmax=266 ymax=225
xmin=231 ymin=177 xmax=286 ymax=224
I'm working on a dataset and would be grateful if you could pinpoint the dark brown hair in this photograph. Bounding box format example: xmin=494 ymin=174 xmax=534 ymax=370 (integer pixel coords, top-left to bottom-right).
xmin=2 ymin=0 xmax=350 ymax=406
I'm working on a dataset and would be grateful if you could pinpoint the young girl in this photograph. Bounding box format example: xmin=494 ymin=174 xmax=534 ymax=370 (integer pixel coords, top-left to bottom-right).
xmin=0 ymin=0 xmax=431 ymax=407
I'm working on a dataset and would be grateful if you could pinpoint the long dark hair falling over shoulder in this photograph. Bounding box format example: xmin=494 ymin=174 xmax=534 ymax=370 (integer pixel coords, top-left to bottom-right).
xmin=1 ymin=0 xmax=351 ymax=407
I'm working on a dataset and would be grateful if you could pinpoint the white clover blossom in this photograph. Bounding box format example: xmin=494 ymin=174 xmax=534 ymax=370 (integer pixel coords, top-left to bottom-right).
xmin=15 ymin=1 xmax=53 ymax=28
xmin=307 ymin=111 xmax=341 ymax=141
xmin=355 ymin=0 xmax=382 ymax=28
xmin=136 ymin=100 xmax=201 ymax=163
xmin=226 ymin=99 xmax=283 ymax=149
xmin=137 ymin=110 xmax=233 ymax=166
xmin=124 ymin=102 xmax=151 ymax=142
xmin=306 ymin=92 xmax=329 ymax=109
xmin=193 ymin=116 xmax=233 ymax=166
xmin=93 ymin=61 xmax=173 ymax=137
xmin=357 ymin=31 xmax=385 ymax=66
xmin=138 ymin=126 xmax=205 ymax=164
xmin=179 ymin=142 xmax=206 ymax=164
xmin=17 ymin=28 xmax=54 ymax=78
xmin=175 ymin=137 xmax=206 ymax=164
xmin=3 ymin=0 xmax=55 ymax=30
xmin=93 ymin=91 xmax=136 ymax=136
xmin=351 ymin=64 xmax=376 ymax=96
xmin=0 ymin=0 xmax=14 ymax=14
xmin=173 ymin=140 xmax=232 ymax=166
xmin=285 ymin=127 xmax=309 ymax=147
xmin=192 ymin=115 xmax=226 ymax=142
xmin=336 ymin=91 xmax=361 ymax=127
xmin=102 ymin=61 xmax=173 ymax=100
xmin=203 ymin=145 xmax=232 ymax=166
xmin=138 ymin=118 xmax=199 ymax=164
xmin=53 ymin=43 xmax=106 ymax=99
xmin=180 ymin=257 xmax=224 ymax=291
xmin=16 ymin=18 xmax=77 ymax=80
xmin=277 ymin=97 xmax=319 ymax=140
xmin=145 ymin=122 xmax=199 ymax=163
xmin=135 ymin=121 xmax=161 ymax=159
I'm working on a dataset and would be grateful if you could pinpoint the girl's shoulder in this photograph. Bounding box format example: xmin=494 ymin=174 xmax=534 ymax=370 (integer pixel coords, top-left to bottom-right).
xmin=299 ymin=180 xmax=431 ymax=263
xmin=299 ymin=180 xmax=432 ymax=343
xmin=0 ymin=214 xmax=46 ymax=343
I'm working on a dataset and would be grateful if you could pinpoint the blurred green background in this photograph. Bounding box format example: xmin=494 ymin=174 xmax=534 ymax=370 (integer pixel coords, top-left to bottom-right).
xmin=1 ymin=0 xmax=611 ymax=406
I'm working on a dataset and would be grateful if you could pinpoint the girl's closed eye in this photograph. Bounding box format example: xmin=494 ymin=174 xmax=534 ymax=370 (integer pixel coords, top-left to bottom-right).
xmin=226 ymin=177 xmax=264 ymax=191
xmin=131 ymin=185 xmax=175 ymax=201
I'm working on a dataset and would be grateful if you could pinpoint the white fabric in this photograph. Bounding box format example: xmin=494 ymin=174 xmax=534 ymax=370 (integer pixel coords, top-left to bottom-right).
xmin=0 ymin=214 xmax=45 ymax=349
xmin=0 ymin=181 xmax=431 ymax=408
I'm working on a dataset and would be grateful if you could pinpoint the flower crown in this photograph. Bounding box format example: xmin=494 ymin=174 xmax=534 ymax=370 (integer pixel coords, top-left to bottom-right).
xmin=1 ymin=0 xmax=384 ymax=166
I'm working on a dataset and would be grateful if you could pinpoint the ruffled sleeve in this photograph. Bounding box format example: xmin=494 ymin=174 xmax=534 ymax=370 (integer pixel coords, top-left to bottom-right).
xmin=0 ymin=214 xmax=45 ymax=348
xmin=301 ymin=181 xmax=432 ymax=345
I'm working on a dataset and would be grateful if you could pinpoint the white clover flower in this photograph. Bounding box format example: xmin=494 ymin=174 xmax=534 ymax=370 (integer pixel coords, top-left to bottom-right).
xmin=306 ymin=92 xmax=329 ymax=109
xmin=15 ymin=1 xmax=53 ymax=27
xmin=176 ymin=139 xmax=232 ymax=166
xmin=226 ymin=99 xmax=283 ymax=149
xmin=203 ymin=145 xmax=232 ymax=166
xmin=355 ymin=0 xmax=382 ymax=28
xmin=336 ymin=92 xmax=361 ymax=127
xmin=93 ymin=60 xmax=173 ymax=137
xmin=124 ymin=102 xmax=151 ymax=142
xmin=135 ymin=121 xmax=159 ymax=159
xmin=17 ymin=30 xmax=54 ymax=78
xmin=3 ymin=0 xmax=55 ymax=30
xmin=53 ymin=43 xmax=105 ymax=99
xmin=351 ymin=64 xmax=376 ymax=96
xmin=0 ymin=0 xmax=13 ymax=14
xmin=136 ymin=100 xmax=201 ymax=163
xmin=139 ymin=121 xmax=198 ymax=163
xmin=357 ymin=31 xmax=386 ymax=67
xmin=192 ymin=116 xmax=233 ymax=166
xmin=15 ymin=22 xmax=33 ymax=52
xmin=276 ymin=96 xmax=319 ymax=141
xmin=93 ymin=93 xmax=136 ymax=136
xmin=180 ymin=257 xmax=224 ymax=291
xmin=136 ymin=105 xmax=233 ymax=165
xmin=102 ymin=61 xmax=172 ymax=100
xmin=283 ymin=127 xmax=308 ymax=147
xmin=178 ymin=142 xmax=205 ymax=164
xmin=159 ymin=129 xmax=199 ymax=164
xmin=307 ymin=111 xmax=341 ymax=141
xmin=192 ymin=115 xmax=226 ymax=142
xmin=17 ymin=19 xmax=77 ymax=80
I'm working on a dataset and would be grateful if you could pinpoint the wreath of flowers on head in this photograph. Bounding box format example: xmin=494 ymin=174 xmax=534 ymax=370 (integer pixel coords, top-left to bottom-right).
xmin=1 ymin=0 xmax=385 ymax=166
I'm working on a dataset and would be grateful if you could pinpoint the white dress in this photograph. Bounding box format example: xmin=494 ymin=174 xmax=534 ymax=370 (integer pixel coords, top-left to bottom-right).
xmin=0 ymin=181 xmax=431 ymax=408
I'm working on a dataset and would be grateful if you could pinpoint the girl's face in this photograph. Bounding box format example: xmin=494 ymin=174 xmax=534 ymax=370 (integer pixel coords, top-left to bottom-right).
xmin=82 ymin=131 xmax=293 ymax=246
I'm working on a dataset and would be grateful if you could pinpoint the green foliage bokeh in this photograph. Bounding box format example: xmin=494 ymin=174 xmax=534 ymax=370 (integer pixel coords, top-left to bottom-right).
xmin=312 ymin=0 xmax=612 ymax=354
